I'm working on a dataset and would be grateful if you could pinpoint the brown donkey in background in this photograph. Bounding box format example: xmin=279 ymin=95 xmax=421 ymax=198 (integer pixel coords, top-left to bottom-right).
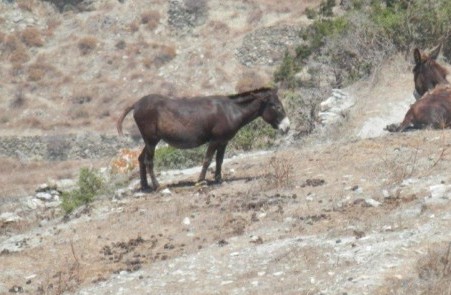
xmin=387 ymin=45 xmax=451 ymax=132
xmin=117 ymin=87 xmax=290 ymax=192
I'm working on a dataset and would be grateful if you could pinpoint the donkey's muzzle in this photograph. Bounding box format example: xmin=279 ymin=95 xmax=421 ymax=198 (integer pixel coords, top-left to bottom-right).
xmin=278 ymin=117 xmax=290 ymax=133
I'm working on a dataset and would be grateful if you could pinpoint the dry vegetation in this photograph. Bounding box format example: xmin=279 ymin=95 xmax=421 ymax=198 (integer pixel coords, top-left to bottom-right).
xmin=1 ymin=0 xmax=451 ymax=294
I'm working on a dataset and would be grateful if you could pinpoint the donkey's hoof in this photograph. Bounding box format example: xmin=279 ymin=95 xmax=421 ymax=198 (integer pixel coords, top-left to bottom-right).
xmin=140 ymin=186 xmax=153 ymax=193
xmin=384 ymin=123 xmax=399 ymax=132
xmin=195 ymin=180 xmax=208 ymax=187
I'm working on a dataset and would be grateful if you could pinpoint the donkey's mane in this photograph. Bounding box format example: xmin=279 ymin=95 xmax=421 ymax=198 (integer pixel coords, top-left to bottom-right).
xmin=228 ymin=87 xmax=274 ymax=99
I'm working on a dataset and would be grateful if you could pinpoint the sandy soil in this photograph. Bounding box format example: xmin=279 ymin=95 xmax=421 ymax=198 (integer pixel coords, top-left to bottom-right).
xmin=1 ymin=61 xmax=450 ymax=294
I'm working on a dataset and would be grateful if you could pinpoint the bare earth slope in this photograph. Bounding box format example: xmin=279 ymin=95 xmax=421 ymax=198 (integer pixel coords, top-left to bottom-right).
xmin=1 ymin=59 xmax=451 ymax=293
xmin=1 ymin=1 xmax=451 ymax=295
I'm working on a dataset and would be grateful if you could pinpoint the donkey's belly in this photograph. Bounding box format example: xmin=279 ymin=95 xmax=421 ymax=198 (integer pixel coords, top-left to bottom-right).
xmin=162 ymin=133 xmax=209 ymax=149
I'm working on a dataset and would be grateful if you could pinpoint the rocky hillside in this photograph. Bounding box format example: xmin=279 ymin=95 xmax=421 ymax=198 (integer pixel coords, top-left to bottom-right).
xmin=0 ymin=0 xmax=316 ymax=136
xmin=1 ymin=1 xmax=451 ymax=295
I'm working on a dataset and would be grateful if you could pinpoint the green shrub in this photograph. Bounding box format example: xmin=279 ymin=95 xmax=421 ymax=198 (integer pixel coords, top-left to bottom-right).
xmin=319 ymin=0 xmax=336 ymax=17
xmin=61 ymin=168 xmax=103 ymax=214
xmin=369 ymin=0 xmax=451 ymax=55
xmin=274 ymin=50 xmax=299 ymax=89
xmin=305 ymin=7 xmax=317 ymax=19
xmin=229 ymin=119 xmax=277 ymax=151
xmin=154 ymin=145 xmax=206 ymax=170
xmin=300 ymin=17 xmax=349 ymax=51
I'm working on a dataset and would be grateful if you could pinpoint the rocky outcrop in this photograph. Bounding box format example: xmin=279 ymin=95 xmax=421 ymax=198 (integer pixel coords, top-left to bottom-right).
xmin=236 ymin=25 xmax=301 ymax=66
xmin=0 ymin=133 xmax=138 ymax=161
xmin=168 ymin=0 xmax=208 ymax=31
xmin=317 ymin=89 xmax=354 ymax=126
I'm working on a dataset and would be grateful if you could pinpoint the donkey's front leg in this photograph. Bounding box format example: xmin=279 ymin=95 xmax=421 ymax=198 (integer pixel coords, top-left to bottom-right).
xmin=214 ymin=144 xmax=227 ymax=183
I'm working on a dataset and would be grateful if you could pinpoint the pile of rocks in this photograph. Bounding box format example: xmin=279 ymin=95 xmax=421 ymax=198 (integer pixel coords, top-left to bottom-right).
xmin=0 ymin=133 xmax=137 ymax=162
xmin=317 ymin=89 xmax=354 ymax=126
xmin=236 ymin=25 xmax=301 ymax=66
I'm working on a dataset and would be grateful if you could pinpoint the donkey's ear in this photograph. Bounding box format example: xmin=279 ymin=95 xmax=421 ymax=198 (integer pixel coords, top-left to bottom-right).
xmin=413 ymin=48 xmax=422 ymax=64
xmin=429 ymin=43 xmax=442 ymax=60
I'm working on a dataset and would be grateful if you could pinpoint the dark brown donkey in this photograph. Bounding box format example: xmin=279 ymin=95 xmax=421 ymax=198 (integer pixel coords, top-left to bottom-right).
xmin=412 ymin=44 xmax=449 ymax=99
xmin=117 ymin=87 xmax=290 ymax=191
xmin=387 ymin=45 xmax=451 ymax=132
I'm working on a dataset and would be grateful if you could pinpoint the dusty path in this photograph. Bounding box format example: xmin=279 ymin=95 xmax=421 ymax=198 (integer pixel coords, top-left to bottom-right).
xmin=1 ymin=61 xmax=451 ymax=295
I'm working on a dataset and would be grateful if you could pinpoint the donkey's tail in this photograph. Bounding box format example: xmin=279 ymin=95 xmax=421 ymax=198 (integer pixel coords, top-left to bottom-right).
xmin=117 ymin=104 xmax=135 ymax=136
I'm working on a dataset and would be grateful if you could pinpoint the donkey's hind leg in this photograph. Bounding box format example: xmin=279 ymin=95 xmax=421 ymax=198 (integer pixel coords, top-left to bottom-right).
xmin=144 ymin=143 xmax=159 ymax=190
xmin=198 ymin=142 xmax=219 ymax=183
xmin=138 ymin=147 xmax=151 ymax=192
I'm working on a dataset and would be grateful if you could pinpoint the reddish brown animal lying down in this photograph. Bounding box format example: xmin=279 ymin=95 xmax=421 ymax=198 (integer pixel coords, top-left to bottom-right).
xmin=389 ymin=85 xmax=451 ymax=132
xmin=387 ymin=45 xmax=451 ymax=132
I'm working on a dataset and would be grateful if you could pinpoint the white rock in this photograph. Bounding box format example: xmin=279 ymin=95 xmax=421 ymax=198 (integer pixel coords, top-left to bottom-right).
xmin=161 ymin=188 xmax=172 ymax=195
xmin=365 ymin=198 xmax=381 ymax=207
xmin=114 ymin=188 xmax=128 ymax=199
xmin=182 ymin=217 xmax=191 ymax=226
xmin=35 ymin=192 xmax=53 ymax=201
xmin=55 ymin=179 xmax=77 ymax=191
xmin=38 ymin=183 xmax=50 ymax=191
xmin=0 ymin=212 xmax=22 ymax=223
xmin=429 ymin=184 xmax=450 ymax=199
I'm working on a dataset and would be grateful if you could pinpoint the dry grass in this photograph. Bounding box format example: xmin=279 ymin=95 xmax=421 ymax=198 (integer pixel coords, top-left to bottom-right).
xmin=0 ymin=157 xmax=105 ymax=198
xmin=17 ymin=0 xmax=34 ymax=11
xmin=9 ymin=91 xmax=27 ymax=109
xmin=140 ymin=10 xmax=160 ymax=31
xmin=2 ymin=34 xmax=30 ymax=64
xmin=143 ymin=44 xmax=177 ymax=69
xmin=27 ymin=61 xmax=58 ymax=82
xmin=235 ymin=71 xmax=268 ymax=92
xmin=265 ymin=155 xmax=294 ymax=189
xmin=77 ymin=36 xmax=97 ymax=55
xmin=21 ymin=27 xmax=44 ymax=47
xmin=375 ymin=242 xmax=451 ymax=295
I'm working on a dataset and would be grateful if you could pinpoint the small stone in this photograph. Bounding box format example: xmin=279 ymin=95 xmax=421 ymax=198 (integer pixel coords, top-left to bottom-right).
xmin=161 ymin=188 xmax=172 ymax=195
xmin=35 ymin=192 xmax=53 ymax=201
xmin=0 ymin=212 xmax=22 ymax=224
xmin=364 ymin=198 xmax=381 ymax=207
xmin=250 ymin=235 xmax=263 ymax=244
xmin=182 ymin=217 xmax=190 ymax=225
xmin=9 ymin=285 xmax=23 ymax=293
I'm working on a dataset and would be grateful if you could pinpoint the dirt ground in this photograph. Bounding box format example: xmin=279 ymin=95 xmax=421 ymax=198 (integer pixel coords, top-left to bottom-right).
xmin=1 ymin=13 xmax=451 ymax=294
xmin=3 ymin=1 xmax=450 ymax=294
xmin=1 ymin=123 xmax=450 ymax=295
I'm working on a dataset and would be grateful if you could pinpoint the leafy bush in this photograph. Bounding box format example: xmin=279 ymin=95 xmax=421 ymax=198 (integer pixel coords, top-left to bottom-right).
xmin=41 ymin=0 xmax=87 ymax=12
xmin=273 ymin=51 xmax=299 ymax=89
xmin=154 ymin=145 xmax=206 ymax=170
xmin=300 ymin=17 xmax=349 ymax=53
xmin=319 ymin=0 xmax=336 ymax=17
xmin=20 ymin=27 xmax=44 ymax=47
xmin=229 ymin=119 xmax=277 ymax=151
xmin=274 ymin=0 xmax=451 ymax=90
xmin=369 ymin=0 xmax=451 ymax=59
xmin=78 ymin=36 xmax=97 ymax=55
xmin=61 ymin=168 xmax=103 ymax=214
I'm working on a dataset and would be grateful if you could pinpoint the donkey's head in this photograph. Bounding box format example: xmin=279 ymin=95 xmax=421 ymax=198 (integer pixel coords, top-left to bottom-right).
xmin=258 ymin=88 xmax=290 ymax=133
xmin=413 ymin=44 xmax=448 ymax=99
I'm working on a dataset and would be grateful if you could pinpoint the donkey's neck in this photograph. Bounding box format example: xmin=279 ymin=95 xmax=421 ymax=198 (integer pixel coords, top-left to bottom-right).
xmin=233 ymin=95 xmax=263 ymax=127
